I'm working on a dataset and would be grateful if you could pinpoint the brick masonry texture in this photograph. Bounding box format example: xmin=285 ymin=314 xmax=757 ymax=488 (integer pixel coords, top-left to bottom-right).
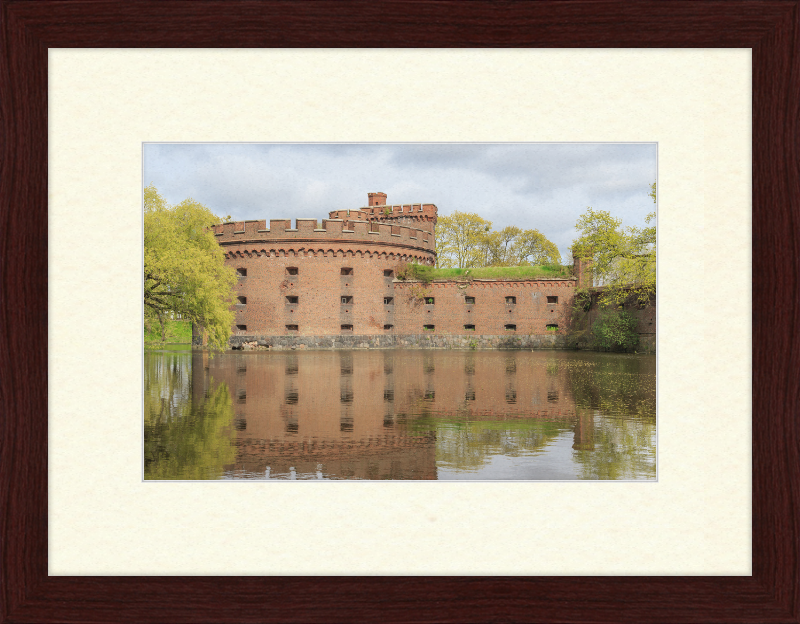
xmin=212 ymin=193 xmax=579 ymax=345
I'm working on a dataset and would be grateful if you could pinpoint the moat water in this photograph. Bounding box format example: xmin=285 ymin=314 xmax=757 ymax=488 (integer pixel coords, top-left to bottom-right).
xmin=144 ymin=348 xmax=656 ymax=480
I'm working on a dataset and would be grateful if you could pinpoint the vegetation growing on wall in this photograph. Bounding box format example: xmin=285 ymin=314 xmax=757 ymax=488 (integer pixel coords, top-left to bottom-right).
xmin=590 ymin=310 xmax=640 ymax=352
xmin=144 ymin=184 xmax=237 ymax=351
xmin=395 ymin=262 xmax=570 ymax=282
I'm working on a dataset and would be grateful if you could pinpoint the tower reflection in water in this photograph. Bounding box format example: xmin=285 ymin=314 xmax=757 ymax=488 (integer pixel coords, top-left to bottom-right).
xmin=168 ymin=349 xmax=655 ymax=480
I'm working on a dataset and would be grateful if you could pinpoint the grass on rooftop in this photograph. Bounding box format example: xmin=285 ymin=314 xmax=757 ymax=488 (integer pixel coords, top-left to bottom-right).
xmin=397 ymin=263 xmax=571 ymax=282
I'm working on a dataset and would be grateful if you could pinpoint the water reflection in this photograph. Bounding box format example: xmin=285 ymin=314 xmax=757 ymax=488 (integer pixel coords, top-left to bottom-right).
xmin=144 ymin=350 xmax=236 ymax=479
xmin=144 ymin=349 xmax=656 ymax=480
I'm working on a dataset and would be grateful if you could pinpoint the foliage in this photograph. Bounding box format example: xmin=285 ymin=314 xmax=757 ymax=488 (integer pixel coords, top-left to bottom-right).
xmin=144 ymin=185 xmax=237 ymax=351
xmin=395 ymin=262 xmax=435 ymax=283
xmin=435 ymin=211 xmax=493 ymax=268
xmin=144 ymin=351 xmax=236 ymax=479
xmin=401 ymin=281 xmax=433 ymax=308
xmin=573 ymin=288 xmax=592 ymax=312
xmin=571 ymin=183 xmax=656 ymax=307
xmin=436 ymin=211 xmax=562 ymax=269
xmin=590 ymin=310 xmax=640 ymax=352
xmin=144 ymin=318 xmax=192 ymax=344
xmin=395 ymin=262 xmax=570 ymax=282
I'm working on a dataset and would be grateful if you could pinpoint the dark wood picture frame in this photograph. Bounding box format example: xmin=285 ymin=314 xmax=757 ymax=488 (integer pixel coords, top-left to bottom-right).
xmin=1 ymin=1 xmax=797 ymax=622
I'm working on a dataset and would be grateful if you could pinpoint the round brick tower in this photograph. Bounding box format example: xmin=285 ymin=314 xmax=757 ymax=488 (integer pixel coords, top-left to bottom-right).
xmin=215 ymin=193 xmax=437 ymax=337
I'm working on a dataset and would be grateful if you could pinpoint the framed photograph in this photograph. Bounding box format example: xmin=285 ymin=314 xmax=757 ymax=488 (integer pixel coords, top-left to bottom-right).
xmin=2 ymin=2 xmax=796 ymax=622
xmin=142 ymin=142 xmax=658 ymax=483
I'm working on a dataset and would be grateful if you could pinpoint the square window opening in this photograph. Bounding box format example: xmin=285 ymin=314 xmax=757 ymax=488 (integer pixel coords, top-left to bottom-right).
xmin=464 ymin=324 xmax=475 ymax=331
xmin=546 ymin=324 xmax=559 ymax=331
xmin=236 ymin=325 xmax=247 ymax=332
xmin=505 ymin=324 xmax=517 ymax=331
xmin=286 ymin=324 xmax=298 ymax=332
xmin=384 ymin=269 xmax=394 ymax=277
xmin=341 ymin=267 xmax=353 ymax=276
xmin=237 ymin=296 xmax=247 ymax=305
xmin=286 ymin=267 xmax=298 ymax=275
xmin=383 ymin=324 xmax=394 ymax=330
xmin=286 ymin=296 xmax=299 ymax=304
xmin=341 ymin=324 xmax=353 ymax=332
xmin=547 ymin=296 xmax=558 ymax=304
xmin=505 ymin=296 xmax=516 ymax=304
xmin=423 ymin=324 xmax=435 ymax=332
xmin=464 ymin=296 xmax=475 ymax=304
xmin=341 ymin=296 xmax=353 ymax=305
xmin=384 ymin=297 xmax=394 ymax=305
xmin=424 ymin=297 xmax=435 ymax=305
xmin=236 ymin=268 xmax=247 ymax=277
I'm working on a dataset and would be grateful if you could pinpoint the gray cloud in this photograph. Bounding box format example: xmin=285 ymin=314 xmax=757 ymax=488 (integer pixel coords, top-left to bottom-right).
xmin=143 ymin=142 xmax=656 ymax=259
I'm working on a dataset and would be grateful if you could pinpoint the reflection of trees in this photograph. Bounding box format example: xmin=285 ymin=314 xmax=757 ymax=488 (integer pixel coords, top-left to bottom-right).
xmin=550 ymin=355 xmax=655 ymax=479
xmin=418 ymin=353 xmax=656 ymax=479
xmin=572 ymin=409 xmax=656 ymax=480
xmin=144 ymin=352 xmax=236 ymax=480
xmin=557 ymin=354 xmax=656 ymax=420
xmin=432 ymin=419 xmax=569 ymax=472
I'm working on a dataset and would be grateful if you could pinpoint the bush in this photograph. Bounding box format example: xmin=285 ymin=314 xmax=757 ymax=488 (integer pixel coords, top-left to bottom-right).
xmin=591 ymin=310 xmax=639 ymax=352
xmin=144 ymin=319 xmax=192 ymax=344
xmin=395 ymin=262 xmax=435 ymax=283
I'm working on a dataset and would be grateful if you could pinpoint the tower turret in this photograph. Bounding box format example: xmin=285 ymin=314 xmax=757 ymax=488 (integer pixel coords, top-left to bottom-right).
xmin=368 ymin=192 xmax=387 ymax=206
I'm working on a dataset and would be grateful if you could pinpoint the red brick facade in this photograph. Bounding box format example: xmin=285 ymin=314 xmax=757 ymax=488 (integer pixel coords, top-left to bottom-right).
xmin=216 ymin=193 xmax=576 ymax=337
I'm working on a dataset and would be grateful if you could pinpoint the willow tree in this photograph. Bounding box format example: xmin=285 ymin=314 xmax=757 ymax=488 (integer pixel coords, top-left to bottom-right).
xmin=144 ymin=185 xmax=237 ymax=350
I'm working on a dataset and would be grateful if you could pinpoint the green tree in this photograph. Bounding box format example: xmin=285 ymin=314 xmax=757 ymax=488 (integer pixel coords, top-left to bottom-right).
xmin=485 ymin=225 xmax=522 ymax=266
xmin=435 ymin=211 xmax=492 ymax=268
xmin=513 ymin=228 xmax=561 ymax=266
xmin=571 ymin=184 xmax=655 ymax=306
xmin=590 ymin=310 xmax=640 ymax=351
xmin=144 ymin=185 xmax=237 ymax=351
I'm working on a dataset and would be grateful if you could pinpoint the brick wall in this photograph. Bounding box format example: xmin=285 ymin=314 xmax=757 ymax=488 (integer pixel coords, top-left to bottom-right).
xmin=225 ymin=253 xmax=576 ymax=337
xmin=216 ymin=193 xmax=576 ymax=338
xmin=391 ymin=279 xmax=575 ymax=336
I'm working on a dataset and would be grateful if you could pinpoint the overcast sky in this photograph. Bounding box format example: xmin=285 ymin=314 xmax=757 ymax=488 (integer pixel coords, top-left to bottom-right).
xmin=143 ymin=143 xmax=656 ymax=260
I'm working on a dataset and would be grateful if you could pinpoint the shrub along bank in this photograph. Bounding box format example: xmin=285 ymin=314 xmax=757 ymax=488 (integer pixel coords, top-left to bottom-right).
xmin=145 ymin=319 xmax=192 ymax=345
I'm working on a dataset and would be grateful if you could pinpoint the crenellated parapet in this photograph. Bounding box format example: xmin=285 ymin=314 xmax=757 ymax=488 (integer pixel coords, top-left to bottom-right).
xmin=328 ymin=202 xmax=437 ymax=233
xmin=213 ymin=216 xmax=436 ymax=258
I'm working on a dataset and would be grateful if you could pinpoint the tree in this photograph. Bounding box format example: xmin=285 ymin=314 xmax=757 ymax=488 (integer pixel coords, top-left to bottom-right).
xmin=435 ymin=211 xmax=492 ymax=268
xmin=436 ymin=212 xmax=563 ymax=269
xmin=513 ymin=228 xmax=561 ymax=266
xmin=486 ymin=226 xmax=522 ymax=266
xmin=571 ymin=184 xmax=656 ymax=306
xmin=144 ymin=185 xmax=237 ymax=351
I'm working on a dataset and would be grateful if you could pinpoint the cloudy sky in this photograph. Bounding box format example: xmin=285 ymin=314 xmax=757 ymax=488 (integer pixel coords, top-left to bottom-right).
xmin=143 ymin=143 xmax=657 ymax=259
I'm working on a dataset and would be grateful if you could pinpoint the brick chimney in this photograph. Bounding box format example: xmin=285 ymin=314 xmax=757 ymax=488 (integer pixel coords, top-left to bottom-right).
xmin=368 ymin=192 xmax=387 ymax=207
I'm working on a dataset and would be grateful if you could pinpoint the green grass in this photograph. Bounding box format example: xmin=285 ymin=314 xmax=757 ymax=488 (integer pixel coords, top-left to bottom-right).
xmin=144 ymin=319 xmax=192 ymax=344
xmin=398 ymin=263 xmax=571 ymax=282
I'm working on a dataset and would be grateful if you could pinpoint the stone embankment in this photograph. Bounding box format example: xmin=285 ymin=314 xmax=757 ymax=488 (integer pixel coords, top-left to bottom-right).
xmin=226 ymin=333 xmax=569 ymax=351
